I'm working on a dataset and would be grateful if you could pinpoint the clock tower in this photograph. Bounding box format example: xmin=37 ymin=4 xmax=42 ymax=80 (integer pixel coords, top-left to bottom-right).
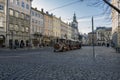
xmin=71 ymin=13 xmax=79 ymax=41
xmin=72 ymin=13 xmax=78 ymax=29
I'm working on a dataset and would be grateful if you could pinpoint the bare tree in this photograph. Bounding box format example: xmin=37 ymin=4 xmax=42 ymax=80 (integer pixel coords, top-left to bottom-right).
xmin=103 ymin=0 xmax=120 ymax=13
xmin=81 ymin=0 xmax=120 ymax=14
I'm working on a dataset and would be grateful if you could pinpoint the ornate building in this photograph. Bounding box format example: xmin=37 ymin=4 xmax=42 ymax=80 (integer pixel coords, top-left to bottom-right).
xmin=112 ymin=0 xmax=120 ymax=47
xmin=0 ymin=0 xmax=33 ymax=48
xmin=0 ymin=0 xmax=6 ymax=47
xmin=53 ymin=16 xmax=61 ymax=43
xmin=31 ymin=7 xmax=44 ymax=47
xmin=43 ymin=11 xmax=53 ymax=46
xmin=71 ymin=13 xmax=79 ymax=41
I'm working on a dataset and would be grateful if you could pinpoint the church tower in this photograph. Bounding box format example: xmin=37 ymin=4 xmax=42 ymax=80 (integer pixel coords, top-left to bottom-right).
xmin=71 ymin=13 xmax=79 ymax=41
xmin=72 ymin=13 xmax=78 ymax=29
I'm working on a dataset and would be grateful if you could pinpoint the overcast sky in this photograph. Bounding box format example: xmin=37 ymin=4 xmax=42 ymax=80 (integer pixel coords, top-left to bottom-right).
xmin=32 ymin=0 xmax=112 ymax=34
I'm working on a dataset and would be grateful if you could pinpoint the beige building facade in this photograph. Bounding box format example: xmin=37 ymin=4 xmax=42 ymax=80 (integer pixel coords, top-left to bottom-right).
xmin=0 ymin=0 xmax=6 ymax=47
xmin=61 ymin=21 xmax=68 ymax=39
xmin=43 ymin=12 xmax=53 ymax=46
xmin=112 ymin=0 xmax=120 ymax=46
xmin=67 ymin=24 xmax=72 ymax=40
xmin=53 ymin=16 xmax=61 ymax=39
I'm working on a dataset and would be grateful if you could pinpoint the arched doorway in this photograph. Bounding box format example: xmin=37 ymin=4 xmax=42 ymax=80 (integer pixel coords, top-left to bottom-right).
xmin=0 ymin=35 xmax=5 ymax=47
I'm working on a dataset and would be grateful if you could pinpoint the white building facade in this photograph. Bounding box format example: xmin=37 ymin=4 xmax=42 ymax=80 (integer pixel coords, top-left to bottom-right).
xmin=31 ymin=7 xmax=44 ymax=47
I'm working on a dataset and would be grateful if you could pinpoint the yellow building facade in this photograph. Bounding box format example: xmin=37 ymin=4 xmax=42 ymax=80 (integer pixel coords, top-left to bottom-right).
xmin=53 ymin=16 xmax=61 ymax=40
xmin=61 ymin=21 xmax=68 ymax=39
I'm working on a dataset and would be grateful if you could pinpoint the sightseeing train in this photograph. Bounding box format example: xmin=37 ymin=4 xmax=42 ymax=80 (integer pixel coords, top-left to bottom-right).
xmin=53 ymin=39 xmax=82 ymax=52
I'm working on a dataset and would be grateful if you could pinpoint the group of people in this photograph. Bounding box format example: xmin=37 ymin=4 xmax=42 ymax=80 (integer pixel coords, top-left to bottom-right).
xmin=9 ymin=40 xmax=30 ymax=49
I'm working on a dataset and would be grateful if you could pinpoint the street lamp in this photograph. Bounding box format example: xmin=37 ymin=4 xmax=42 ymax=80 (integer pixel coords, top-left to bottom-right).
xmin=92 ymin=17 xmax=95 ymax=61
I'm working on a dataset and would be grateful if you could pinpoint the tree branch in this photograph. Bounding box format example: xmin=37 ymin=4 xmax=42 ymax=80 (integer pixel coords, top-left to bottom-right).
xmin=103 ymin=0 xmax=120 ymax=13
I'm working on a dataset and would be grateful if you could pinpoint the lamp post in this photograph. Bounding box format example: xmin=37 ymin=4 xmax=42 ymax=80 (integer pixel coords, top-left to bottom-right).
xmin=92 ymin=17 xmax=95 ymax=61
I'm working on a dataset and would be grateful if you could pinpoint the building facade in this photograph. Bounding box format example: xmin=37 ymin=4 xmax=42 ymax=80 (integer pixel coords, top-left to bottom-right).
xmin=52 ymin=16 xmax=61 ymax=42
xmin=88 ymin=32 xmax=97 ymax=46
xmin=104 ymin=27 xmax=112 ymax=46
xmin=71 ymin=13 xmax=79 ymax=41
xmin=43 ymin=11 xmax=53 ymax=46
xmin=67 ymin=24 xmax=72 ymax=40
xmin=112 ymin=0 xmax=120 ymax=47
xmin=5 ymin=0 xmax=32 ymax=48
xmin=0 ymin=1 xmax=82 ymax=48
xmin=0 ymin=0 xmax=6 ymax=47
xmin=96 ymin=27 xmax=106 ymax=46
xmin=31 ymin=7 xmax=44 ymax=47
xmin=61 ymin=21 xmax=68 ymax=39
xmin=96 ymin=27 xmax=112 ymax=46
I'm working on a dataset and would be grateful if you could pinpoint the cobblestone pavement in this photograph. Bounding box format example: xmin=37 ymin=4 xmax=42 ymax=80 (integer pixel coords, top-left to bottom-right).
xmin=0 ymin=46 xmax=120 ymax=80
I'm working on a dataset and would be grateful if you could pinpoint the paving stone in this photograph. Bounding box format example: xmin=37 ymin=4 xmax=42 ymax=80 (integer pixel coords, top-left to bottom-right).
xmin=0 ymin=46 xmax=119 ymax=80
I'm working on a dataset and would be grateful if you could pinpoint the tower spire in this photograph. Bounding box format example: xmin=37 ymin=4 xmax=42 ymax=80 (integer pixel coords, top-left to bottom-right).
xmin=73 ymin=12 xmax=77 ymax=22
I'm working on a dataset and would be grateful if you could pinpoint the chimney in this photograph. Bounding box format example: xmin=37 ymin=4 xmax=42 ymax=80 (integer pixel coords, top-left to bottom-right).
xmin=59 ymin=17 xmax=61 ymax=20
xmin=51 ymin=13 xmax=53 ymax=16
xmin=46 ymin=11 xmax=49 ymax=14
xmin=41 ymin=8 xmax=44 ymax=13
xmin=35 ymin=7 xmax=37 ymax=10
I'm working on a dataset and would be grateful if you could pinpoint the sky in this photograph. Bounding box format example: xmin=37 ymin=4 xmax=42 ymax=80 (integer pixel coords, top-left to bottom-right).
xmin=32 ymin=0 xmax=112 ymax=34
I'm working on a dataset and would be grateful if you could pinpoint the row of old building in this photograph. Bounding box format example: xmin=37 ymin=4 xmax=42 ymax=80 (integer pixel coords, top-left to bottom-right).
xmin=81 ymin=27 xmax=112 ymax=46
xmin=0 ymin=0 xmax=80 ymax=48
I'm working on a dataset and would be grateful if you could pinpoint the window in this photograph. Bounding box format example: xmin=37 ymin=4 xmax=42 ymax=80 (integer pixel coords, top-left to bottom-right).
xmin=35 ymin=13 xmax=37 ymax=17
xmin=21 ymin=2 xmax=25 ymax=8
xmin=38 ymin=14 xmax=40 ymax=18
xmin=0 ymin=4 xmax=4 ymax=12
xmin=10 ymin=0 xmax=14 ymax=3
xmin=21 ymin=13 xmax=24 ymax=19
xmin=25 ymin=27 xmax=29 ymax=32
xmin=16 ymin=0 xmax=20 ymax=6
xmin=32 ymin=19 xmax=34 ymax=23
xmin=21 ymin=26 xmax=24 ymax=32
xmin=32 ymin=25 xmax=34 ymax=32
xmin=15 ymin=11 xmax=19 ymax=17
xmin=9 ymin=9 xmax=14 ymax=16
xmin=9 ymin=24 xmax=14 ymax=30
xmin=0 ymin=17 xmax=4 ymax=27
xmin=26 ymin=4 xmax=29 ymax=9
xmin=14 ymin=25 xmax=19 ymax=31
xmin=37 ymin=27 xmax=39 ymax=32
xmin=32 ymin=11 xmax=34 ymax=16
xmin=35 ymin=20 xmax=37 ymax=24
xmin=25 ymin=15 xmax=30 ymax=20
